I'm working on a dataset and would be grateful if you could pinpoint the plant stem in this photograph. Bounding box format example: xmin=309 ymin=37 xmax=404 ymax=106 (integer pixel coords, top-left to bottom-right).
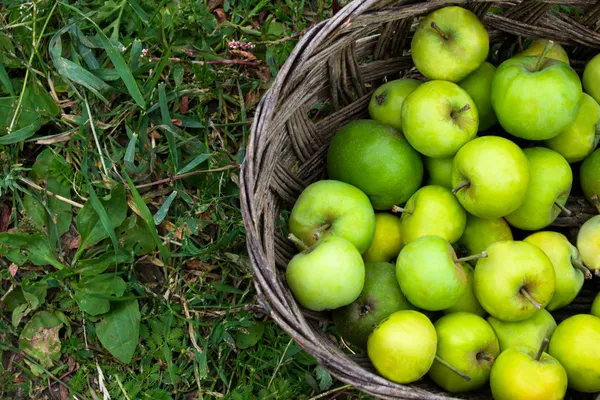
xmin=451 ymin=104 xmax=471 ymax=119
xmin=535 ymin=338 xmax=549 ymax=361
xmin=435 ymin=355 xmax=472 ymax=381
xmin=534 ymin=40 xmax=554 ymax=72
xmin=456 ymin=251 xmax=488 ymax=264
xmin=18 ymin=178 xmax=84 ymax=208
xmin=592 ymin=194 xmax=600 ymax=214
xmin=572 ymin=258 xmax=592 ymax=279
xmin=520 ymin=288 xmax=542 ymax=310
xmin=554 ymin=201 xmax=572 ymax=216
xmin=392 ymin=205 xmax=405 ymax=213
xmin=288 ymin=234 xmax=310 ymax=252
xmin=452 ymin=181 xmax=470 ymax=195
xmin=312 ymin=223 xmax=332 ymax=241
xmin=430 ymin=22 xmax=449 ymax=40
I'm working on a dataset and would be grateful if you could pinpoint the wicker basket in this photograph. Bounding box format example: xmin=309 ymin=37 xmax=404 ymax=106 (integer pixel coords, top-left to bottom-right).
xmin=240 ymin=1 xmax=600 ymax=399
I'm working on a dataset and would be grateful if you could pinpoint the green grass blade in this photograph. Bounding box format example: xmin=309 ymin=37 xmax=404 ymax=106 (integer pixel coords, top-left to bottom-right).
xmin=0 ymin=63 xmax=15 ymax=96
xmin=86 ymin=183 xmax=120 ymax=254
xmin=53 ymin=57 xmax=111 ymax=104
xmin=0 ymin=120 xmax=41 ymax=144
xmin=123 ymin=171 xmax=171 ymax=263
xmin=158 ymin=83 xmax=180 ymax=170
xmin=153 ymin=191 xmax=177 ymax=225
xmin=177 ymin=154 xmax=211 ymax=175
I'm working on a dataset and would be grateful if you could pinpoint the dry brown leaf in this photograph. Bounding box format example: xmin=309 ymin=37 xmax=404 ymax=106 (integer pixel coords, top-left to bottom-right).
xmin=171 ymin=118 xmax=183 ymax=127
xmin=0 ymin=206 xmax=10 ymax=232
xmin=214 ymin=8 xmax=227 ymax=23
xmin=230 ymin=50 xmax=256 ymax=60
xmin=207 ymin=0 xmax=222 ymax=10
xmin=180 ymin=96 xmax=189 ymax=114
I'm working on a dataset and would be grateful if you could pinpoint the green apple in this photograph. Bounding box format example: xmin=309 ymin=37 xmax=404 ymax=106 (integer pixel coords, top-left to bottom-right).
xmin=428 ymin=312 xmax=499 ymax=393
xmin=396 ymin=235 xmax=467 ymax=311
xmin=490 ymin=340 xmax=568 ymax=400
xmin=474 ymin=241 xmax=556 ymax=322
xmin=396 ymin=185 xmax=466 ymax=245
xmin=443 ymin=263 xmax=486 ymax=317
xmin=548 ymin=314 xmax=600 ymax=392
xmin=327 ymin=120 xmax=423 ymax=210
xmin=524 ymin=231 xmax=590 ymax=311
xmin=577 ymin=214 xmax=600 ymax=277
xmin=367 ymin=310 xmax=437 ymax=384
xmin=411 ymin=6 xmax=489 ymax=82
xmin=516 ymin=39 xmax=570 ymax=65
xmin=401 ymin=80 xmax=478 ymax=158
xmin=458 ymin=62 xmax=497 ymax=131
xmin=583 ymin=52 xmax=600 ymax=105
xmin=505 ymin=148 xmax=573 ymax=231
xmin=286 ymin=235 xmax=364 ymax=311
xmin=593 ymin=293 xmax=600 ymax=317
xmin=581 ymin=148 xmax=600 ymax=206
xmin=488 ymin=309 xmax=557 ymax=353
xmin=333 ymin=262 xmax=415 ymax=348
xmin=452 ymin=136 xmax=530 ymax=219
xmin=368 ymin=79 xmax=421 ymax=131
xmin=424 ymin=156 xmax=453 ymax=189
xmin=288 ymin=180 xmax=375 ymax=253
xmin=362 ymin=213 xmax=403 ymax=263
xmin=491 ymin=44 xmax=582 ymax=140
xmin=545 ymin=93 xmax=600 ymax=163
xmin=458 ymin=214 xmax=513 ymax=263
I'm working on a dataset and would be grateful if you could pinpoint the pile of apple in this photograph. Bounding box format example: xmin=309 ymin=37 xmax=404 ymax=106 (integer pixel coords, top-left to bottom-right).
xmin=284 ymin=5 xmax=600 ymax=400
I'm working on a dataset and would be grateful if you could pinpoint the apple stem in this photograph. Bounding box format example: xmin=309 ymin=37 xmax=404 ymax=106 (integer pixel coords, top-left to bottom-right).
xmin=592 ymin=194 xmax=600 ymax=214
xmin=312 ymin=223 xmax=332 ymax=241
xmin=476 ymin=353 xmax=495 ymax=363
xmin=430 ymin=22 xmax=449 ymax=40
xmin=456 ymin=251 xmax=488 ymax=264
xmin=434 ymin=355 xmax=472 ymax=382
xmin=572 ymin=258 xmax=593 ymax=280
xmin=452 ymin=181 xmax=470 ymax=195
xmin=392 ymin=205 xmax=405 ymax=213
xmin=520 ymin=287 xmax=542 ymax=310
xmin=534 ymin=40 xmax=554 ymax=72
xmin=287 ymin=233 xmax=310 ymax=252
xmin=554 ymin=201 xmax=572 ymax=216
xmin=376 ymin=92 xmax=386 ymax=106
xmin=451 ymin=104 xmax=471 ymax=119
xmin=535 ymin=338 xmax=550 ymax=361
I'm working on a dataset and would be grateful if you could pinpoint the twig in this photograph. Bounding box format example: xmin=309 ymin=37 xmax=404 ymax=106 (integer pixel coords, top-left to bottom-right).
xmin=268 ymin=338 xmax=293 ymax=389
xmin=18 ymin=177 xmax=84 ymax=208
xmin=135 ymin=164 xmax=240 ymax=189
xmin=308 ymin=385 xmax=352 ymax=400
xmin=167 ymin=57 xmax=260 ymax=66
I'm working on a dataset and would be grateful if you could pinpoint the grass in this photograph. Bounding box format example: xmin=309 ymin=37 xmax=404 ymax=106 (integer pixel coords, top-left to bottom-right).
xmin=0 ymin=0 xmax=371 ymax=399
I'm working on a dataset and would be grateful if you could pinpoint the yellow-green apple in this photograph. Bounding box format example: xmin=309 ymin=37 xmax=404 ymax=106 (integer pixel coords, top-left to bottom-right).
xmin=592 ymin=293 xmax=600 ymax=317
xmin=362 ymin=213 xmax=403 ymax=263
xmin=396 ymin=185 xmax=466 ymax=245
xmin=583 ymin=52 xmax=600 ymax=105
xmin=545 ymin=93 xmax=600 ymax=163
xmin=524 ymin=231 xmax=590 ymax=311
xmin=401 ymin=80 xmax=478 ymax=158
xmin=491 ymin=43 xmax=582 ymax=140
xmin=368 ymin=79 xmax=421 ymax=131
xmin=505 ymin=148 xmax=573 ymax=231
xmin=367 ymin=310 xmax=437 ymax=384
xmin=428 ymin=312 xmax=499 ymax=393
xmin=458 ymin=62 xmax=497 ymax=131
xmin=333 ymin=262 xmax=415 ymax=348
xmin=577 ymin=214 xmax=600 ymax=277
xmin=474 ymin=241 xmax=556 ymax=321
xmin=443 ymin=263 xmax=486 ymax=317
xmin=396 ymin=236 xmax=469 ymax=311
xmin=548 ymin=314 xmax=600 ymax=392
xmin=580 ymin=148 xmax=600 ymax=206
xmin=288 ymin=180 xmax=375 ymax=253
xmin=458 ymin=214 xmax=513 ymax=264
xmin=424 ymin=156 xmax=453 ymax=189
xmin=516 ymin=39 xmax=570 ymax=64
xmin=488 ymin=309 xmax=557 ymax=353
xmin=490 ymin=339 xmax=568 ymax=400
xmin=411 ymin=6 xmax=489 ymax=82
xmin=327 ymin=120 xmax=423 ymax=209
xmin=452 ymin=136 xmax=530 ymax=219
xmin=285 ymin=235 xmax=364 ymax=311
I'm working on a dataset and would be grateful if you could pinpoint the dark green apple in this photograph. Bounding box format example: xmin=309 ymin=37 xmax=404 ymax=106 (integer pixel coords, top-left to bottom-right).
xmin=583 ymin=52 xmax=600 ymax=105
xmin=327 ymin=120 xmax=423 ymax=209
xmin=333 ymin=262 xmax=415 ymax=348
xmin=581 ymin=148 xmax=600 ymax=206
xmin=458 ymin=62 xmax=497 ymax=131
xmin=368 ymin=79 xmax=421 ymax=131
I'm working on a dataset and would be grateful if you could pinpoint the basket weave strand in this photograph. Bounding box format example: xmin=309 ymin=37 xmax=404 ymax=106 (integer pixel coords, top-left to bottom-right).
xmin=240 ymin=1 xmax=600 ymax=399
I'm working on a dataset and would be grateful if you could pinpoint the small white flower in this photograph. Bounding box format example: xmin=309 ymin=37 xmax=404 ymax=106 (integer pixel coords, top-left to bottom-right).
xmin=141 ymin=48 xmax=149 ymax=57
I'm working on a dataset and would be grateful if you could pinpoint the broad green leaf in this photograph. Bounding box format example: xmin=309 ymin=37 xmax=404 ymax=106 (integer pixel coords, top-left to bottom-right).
xmin=0 ymin=233 xmax=67 ymax=270
xmin=76 ymin=250 xmax=134 ymax=276
xmin=18 ymin=311 xmax=64 ymax=368
xmin=22 ymin=283 xmax=47 ymax=310
xmin=0 ymin=33 xmax=20 ymax=68
xmin=2 ymin=287 xmax=25 ymax=312
xmin=74 ymin=274 xmax=127 ymax=316
xmin=235 ymin=322 xmax=264 ymax=349
xmin=116 ymin=216 xmax=155 ymax=255
xmin=153 ymin=191 xmax=177 ymax=225
xmin=22 ymin=195 xmax=48 ymax=233
xmin=315 ymin=366 xmax=333 ymax=392
xmin=0 ymin=96 xmax=40 ymax=130
xmin=123 ymin=172 xmax=170 ymax=263
xmin=177 ymin=153 xmax=211 ymax=175
xmin=75 ymin=184 xmax=127 ymax=260
xmin=0 ymin=63 xmax=15 ymax=96
xmin=52 ymin=57 xmax=111 ymax=104
xmin=96 ymin=298 xmax=141 ymax=364
xmin=12 ymin=304 xmax=30 ymax=328
xmin=22 ymin=81 xmax=60 ymax=119
xmin=0 ymin=121 xmax=41 ymax=144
